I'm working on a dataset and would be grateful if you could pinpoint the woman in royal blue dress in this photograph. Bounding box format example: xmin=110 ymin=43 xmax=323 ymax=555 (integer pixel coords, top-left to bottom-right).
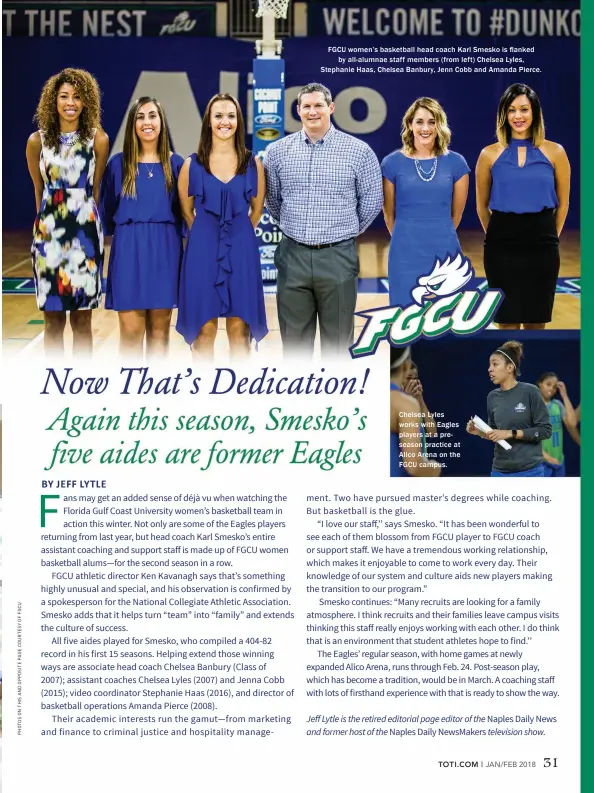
xmin=176 ymin=93 xmax=268 ymax=357
xmin=476 ymin=84 xmax=571 ymax=329
xmin=382 ymin=98 xmax=470 ymax=307
xmin=100 ymin=97 xmax=184 ymax=356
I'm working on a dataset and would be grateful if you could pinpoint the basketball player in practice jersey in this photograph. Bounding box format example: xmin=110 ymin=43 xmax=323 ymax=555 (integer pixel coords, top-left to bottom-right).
xmin=536 ymin=372 xmax=579 ymax=477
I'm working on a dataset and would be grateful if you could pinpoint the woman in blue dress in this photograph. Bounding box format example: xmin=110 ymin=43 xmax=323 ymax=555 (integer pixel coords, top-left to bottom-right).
xmin=382 ymin=97 xmax=470 ymax=307
xmin=390 ymin=346 xmax=441 ymax=478
xmin=100 ymin=96 xmax=184 ymax=356
xmin=176 ymin=93 xmax=267 ymax=357
xmin=476 ymin=84 xmax=571 ymax=329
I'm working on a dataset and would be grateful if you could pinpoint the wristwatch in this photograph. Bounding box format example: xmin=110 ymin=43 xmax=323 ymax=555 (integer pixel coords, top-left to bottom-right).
xmin=511 ymin=429 xmax=517 ymax=439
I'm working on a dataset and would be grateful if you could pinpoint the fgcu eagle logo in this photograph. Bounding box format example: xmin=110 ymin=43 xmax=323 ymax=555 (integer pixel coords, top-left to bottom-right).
xmin=410 ymin=253 xmax=472 ymax=305
xmin=350 ymin=252 xmax=502 ymax=359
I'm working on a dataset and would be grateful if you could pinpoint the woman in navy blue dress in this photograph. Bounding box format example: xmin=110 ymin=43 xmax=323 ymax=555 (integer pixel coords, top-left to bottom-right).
xmin=176 ymin=93 xmax=267 ymax=357
xmin=382 ymin=97 xmax=470 ymax=307
xmin=476 ymin=84 xmax=571 ymax=329
xmin=100 ymin=97 xmax=184 ymax=356
xmin=390 ymin=346 xmax=441 ymax=478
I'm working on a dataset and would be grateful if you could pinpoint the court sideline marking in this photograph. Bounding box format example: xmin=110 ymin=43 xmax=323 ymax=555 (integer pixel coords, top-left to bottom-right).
xmin=19 ymin=331 xmax=45 ymax=356
xmin=3 ymin=256 xmax=31 ymax=275
xmin=3 ymin=255 xmax=42 ymax=355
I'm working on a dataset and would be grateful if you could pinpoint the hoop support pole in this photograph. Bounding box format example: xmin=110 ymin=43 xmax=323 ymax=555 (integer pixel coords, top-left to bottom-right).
xmin=256 ymin=9 xmax=282 ymax=57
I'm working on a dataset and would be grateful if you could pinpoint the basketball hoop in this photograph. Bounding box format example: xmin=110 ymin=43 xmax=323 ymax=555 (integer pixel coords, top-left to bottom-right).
xmin=254 ymin=0 xmax=289 ymax=56
xmin=255 ymin=0 xmax=290 ymax=20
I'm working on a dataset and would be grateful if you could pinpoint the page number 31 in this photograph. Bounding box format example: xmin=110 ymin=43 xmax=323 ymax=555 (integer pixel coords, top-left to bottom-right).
xmin=544 ymin=758 xmax=558 ymax=768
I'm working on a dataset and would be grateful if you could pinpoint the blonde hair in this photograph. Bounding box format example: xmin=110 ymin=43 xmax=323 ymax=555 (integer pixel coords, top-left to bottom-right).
xmin=401 ymin=97 xmax=451 ymax=156
xmin=496 ymin=84 xmax=545 ymax=147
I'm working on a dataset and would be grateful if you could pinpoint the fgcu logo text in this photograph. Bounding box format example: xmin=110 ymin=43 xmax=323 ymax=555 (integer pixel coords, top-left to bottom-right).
xmin=350 ymin=253 xmax=502 ymax=358
xmin=160 ymin=12 xmax=196 ymax=35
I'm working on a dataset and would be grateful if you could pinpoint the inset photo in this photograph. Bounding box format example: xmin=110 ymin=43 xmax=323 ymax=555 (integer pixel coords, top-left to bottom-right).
xmin=389 ymin=332 xmax=580 ymax=478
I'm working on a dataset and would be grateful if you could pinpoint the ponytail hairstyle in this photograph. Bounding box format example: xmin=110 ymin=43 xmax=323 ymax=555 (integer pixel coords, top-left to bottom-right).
xmin=390 ymin=346 xmax=411 ymax=372
xmin=493 ymin=339 xmax=524 ymax=376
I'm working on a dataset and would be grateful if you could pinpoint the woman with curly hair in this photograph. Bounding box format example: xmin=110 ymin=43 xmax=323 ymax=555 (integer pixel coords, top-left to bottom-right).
xmin=382 ymin=97 xmax=470 ymax=307
xmin=100 ymin=97 xmax=184 ymax=357
xmin=26 ymin=68 xmax=109 ymax=355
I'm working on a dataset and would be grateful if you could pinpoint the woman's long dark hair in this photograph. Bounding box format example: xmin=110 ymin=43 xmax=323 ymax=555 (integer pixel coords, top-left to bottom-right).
xmin=122 ymin=97 xmax=174 ymax=198
xmin=197 ymin=93 xmax=251 ymax=175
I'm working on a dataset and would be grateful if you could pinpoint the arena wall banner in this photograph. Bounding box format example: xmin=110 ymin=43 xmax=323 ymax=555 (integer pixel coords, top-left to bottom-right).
xmin=2 ymin=3 xmax=221 ymax=37
xmin=307 ymin=2 xmax=581 ymax=38
xmin=0 ymin=1 xmax=588 ymax=792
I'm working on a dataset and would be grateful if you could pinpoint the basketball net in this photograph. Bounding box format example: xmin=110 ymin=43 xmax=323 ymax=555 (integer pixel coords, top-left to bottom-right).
xmin=255 ymin=0 xmax=290 ymax=19
xmin=255 ymin=0 xmax=289 ymax=57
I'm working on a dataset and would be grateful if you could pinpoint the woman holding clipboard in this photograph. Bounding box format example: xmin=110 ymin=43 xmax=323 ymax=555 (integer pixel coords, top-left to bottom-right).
xmin=466 ymin=340 xmax=552 ymax=477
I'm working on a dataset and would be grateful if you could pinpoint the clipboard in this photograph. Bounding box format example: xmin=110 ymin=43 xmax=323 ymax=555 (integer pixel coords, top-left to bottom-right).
xmin=472 ymin=415 xmax=512 ymax=450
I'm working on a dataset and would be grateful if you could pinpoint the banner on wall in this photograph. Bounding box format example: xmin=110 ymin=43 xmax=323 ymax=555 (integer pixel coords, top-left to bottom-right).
xmin=307 ymin=2 xmax=581 ymax=38
xmin=2 ymin=3 xmax=219 ymax=37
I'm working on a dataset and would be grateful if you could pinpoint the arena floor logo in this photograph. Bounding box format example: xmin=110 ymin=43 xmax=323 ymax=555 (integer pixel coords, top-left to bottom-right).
xmin=350 ymin=253 xmax=502 ymax=358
